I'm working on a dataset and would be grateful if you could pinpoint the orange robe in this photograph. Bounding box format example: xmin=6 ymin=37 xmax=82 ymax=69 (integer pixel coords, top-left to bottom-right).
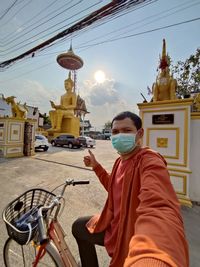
xmin=86 ymin=148 xmax=189 ymax=267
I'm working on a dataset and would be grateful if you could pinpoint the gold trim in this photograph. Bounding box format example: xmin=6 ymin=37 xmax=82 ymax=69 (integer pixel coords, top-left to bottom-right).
xmin=168 ymin=167 xmax=192 ymax=174
xmin=5 ymin=152 xmax=24 ymax=158
xmin=141 ymin=108 xmax=189 ymax=167
xmin=137 ymin=98 xmax=193 ymax=109
xmin=191 ymin=112 xmax=200 ymax=120
xmin=146 ymin=127 xmax=179 ymax=159
xmin=177 ymin=196 xmax=192 ymax=207
xmin=157 ymin=137 xmax=168 ymax=148
xmin=0 ymin=128 xmax=5 ymax=142
xmin=0 ymin=117 xmax=25 ymax=122
xmin=140 ymin=107 xmax=187 ymax=123
xmin=169 ymin=173 xmax=187 ymax=195
xmin=9 ymin=123 xmax=22 ymax=142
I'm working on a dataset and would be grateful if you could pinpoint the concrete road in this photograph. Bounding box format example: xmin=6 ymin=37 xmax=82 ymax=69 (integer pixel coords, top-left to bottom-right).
xmin=0 ymin=140 xmax=199 ymax=266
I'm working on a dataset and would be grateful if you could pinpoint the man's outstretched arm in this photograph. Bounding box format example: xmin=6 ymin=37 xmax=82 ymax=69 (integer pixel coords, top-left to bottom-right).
xmin=124 ymin=152 xmax=189 ymax=267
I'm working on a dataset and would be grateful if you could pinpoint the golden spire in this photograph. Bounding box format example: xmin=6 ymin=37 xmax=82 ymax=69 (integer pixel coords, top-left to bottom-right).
xmin=159 ymin=39 xmax=169 ymax=70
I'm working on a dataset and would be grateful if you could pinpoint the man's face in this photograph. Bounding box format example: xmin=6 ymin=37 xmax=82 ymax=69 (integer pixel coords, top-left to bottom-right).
xmin=112 ymin=117 xmax=143 ymax=144
xmin=111 ymin=118 xmax=137 ymax=135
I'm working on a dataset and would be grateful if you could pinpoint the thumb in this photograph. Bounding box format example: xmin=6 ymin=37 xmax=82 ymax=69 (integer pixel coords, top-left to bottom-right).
xmin=88 ymin=149 xmax=94 ymax=157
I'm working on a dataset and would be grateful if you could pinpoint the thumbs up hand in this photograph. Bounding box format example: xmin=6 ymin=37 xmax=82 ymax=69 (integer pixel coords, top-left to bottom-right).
xmin=83 ymin=150 xmax=99 ymax=169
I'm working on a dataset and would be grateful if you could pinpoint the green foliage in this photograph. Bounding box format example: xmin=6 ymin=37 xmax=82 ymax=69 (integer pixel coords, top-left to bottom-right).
xmin=104 ymin=121 xmax=112 ymax=129
xmin=42 ymin=113 xmax=51 ymax=125
xmin=171 ymin=48 xmax=200 ymax=97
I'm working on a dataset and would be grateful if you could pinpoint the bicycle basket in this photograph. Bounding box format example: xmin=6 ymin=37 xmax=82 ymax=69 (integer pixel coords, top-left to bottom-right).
xmin=2 ymin=188 xmax=55 ymax=245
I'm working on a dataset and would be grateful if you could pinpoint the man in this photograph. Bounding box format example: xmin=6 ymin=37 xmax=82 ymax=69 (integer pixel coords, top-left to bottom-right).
xmin=72 ymin=111 xmax=189 ymax=267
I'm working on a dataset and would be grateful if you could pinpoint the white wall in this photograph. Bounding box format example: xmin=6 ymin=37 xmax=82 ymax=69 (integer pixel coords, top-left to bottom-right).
xmin=190 ymin=118 xmax=200 ymax=201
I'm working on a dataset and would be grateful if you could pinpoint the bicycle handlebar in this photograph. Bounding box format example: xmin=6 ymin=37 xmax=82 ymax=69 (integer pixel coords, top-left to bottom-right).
xmin=38 ymin=179 xmax=90 ymax=244
xmin=72 ymin=180 xmax=90 ymax=185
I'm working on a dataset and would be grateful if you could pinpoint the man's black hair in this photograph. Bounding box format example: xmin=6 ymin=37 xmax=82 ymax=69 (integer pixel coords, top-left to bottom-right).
xmin=111 ymin=111 xmax=142 ymax=130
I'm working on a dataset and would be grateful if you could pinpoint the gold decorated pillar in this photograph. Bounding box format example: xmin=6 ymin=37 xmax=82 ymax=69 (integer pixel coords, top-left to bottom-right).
xmin=138 ymin=99 xmax=193 ymax=207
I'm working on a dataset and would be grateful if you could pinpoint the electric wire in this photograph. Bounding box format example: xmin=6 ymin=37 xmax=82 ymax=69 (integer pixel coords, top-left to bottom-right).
xmin=0 ymin=15 xmax=199 ymax=83
xmin=1 ymin=1 xmax=99 ymax=56
xmin=0 ymin=0 xmax=154 ymax=69
xmin=78 ymin=17 xmax=200 ymax=51
xmin=1 ymin=0 xmax=197 ymax=67
xmin=0 ymin=0 xmax=197 ymax=72
xmin=0 ymin=0 xmax=19 ymax=20
xmin=0 ymin=0 xmax=33 ymax=28
xmin=1 ymin=0 xmax=61 ymax=40
xmin=75 ymin=0 xmax=200 ymax=53
xmin=0 ymin=0 xmax=149 ymax=56
xmin=1 ymin=0 xmax=83 ymax=47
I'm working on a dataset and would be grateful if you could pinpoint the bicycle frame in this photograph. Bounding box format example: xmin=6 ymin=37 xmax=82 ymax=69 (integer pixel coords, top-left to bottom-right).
xmin=33 ymin=220 xmax=78 ymax=267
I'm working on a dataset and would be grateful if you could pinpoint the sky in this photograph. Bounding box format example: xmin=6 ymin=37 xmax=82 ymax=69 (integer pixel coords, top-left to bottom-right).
xmin=0 ymin=0 xmax=200 ymax=130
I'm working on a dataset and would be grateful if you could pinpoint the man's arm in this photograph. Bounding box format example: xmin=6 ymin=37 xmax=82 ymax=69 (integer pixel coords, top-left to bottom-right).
xmin=83 ymin=150 xmax=111 ymax=191
xmin=124 ymin=151 xmax=188 ymax=267
xmin=93 ymin=163 xmax=111 ymax=191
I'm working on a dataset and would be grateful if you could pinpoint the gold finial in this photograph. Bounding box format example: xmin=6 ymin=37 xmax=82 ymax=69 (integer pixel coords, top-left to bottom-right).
xmin=162 ymin=39 xmax=166 ymax=59
xmin=159 ymin=38 xmax=168 ymax=70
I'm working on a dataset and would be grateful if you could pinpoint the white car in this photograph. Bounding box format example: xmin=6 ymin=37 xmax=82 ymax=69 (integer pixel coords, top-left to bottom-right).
xmin=35 ymin=134 xmax=49 ymax=151
xmin=79 ymin=136 xmax=96 ymax=148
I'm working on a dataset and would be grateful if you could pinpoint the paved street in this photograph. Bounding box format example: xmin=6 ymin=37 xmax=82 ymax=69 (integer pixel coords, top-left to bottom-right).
xmin=0 ymin=140 xmax=199 ymax=266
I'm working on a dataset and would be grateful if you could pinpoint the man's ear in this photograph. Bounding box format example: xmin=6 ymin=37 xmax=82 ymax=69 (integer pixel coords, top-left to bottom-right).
xmin=137 ymin=128 xmax=144 ymax=138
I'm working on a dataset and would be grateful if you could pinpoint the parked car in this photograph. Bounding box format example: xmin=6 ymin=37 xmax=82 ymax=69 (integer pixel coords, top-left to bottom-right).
xmin=77 ymin=136 xmax=87 ymax=147
xmin=51 ymin=134 xmax=82 ymax=149
xmin=102 ymin=129 xmax=111 ymax=140
xmin=35 ymin=134 xmax=49 ymax=151
xmin=78 ymin=136 xmax=96 ymax=148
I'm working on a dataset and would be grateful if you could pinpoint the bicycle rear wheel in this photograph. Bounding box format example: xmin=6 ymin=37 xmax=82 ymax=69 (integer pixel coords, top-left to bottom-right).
xmin=4 ymin=237 xmax=59 ymax=267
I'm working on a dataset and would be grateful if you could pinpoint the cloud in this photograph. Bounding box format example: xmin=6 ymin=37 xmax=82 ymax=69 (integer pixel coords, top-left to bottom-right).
xmin=1 ymin=79 xmax=59 ymax=114
xmin=1 ymin=78 xmax=138 ymax=130
xmin=77 ymin=79 xmax=138 ymax=129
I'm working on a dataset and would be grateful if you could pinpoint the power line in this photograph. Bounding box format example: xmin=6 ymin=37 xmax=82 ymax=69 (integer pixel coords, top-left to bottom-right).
xmin=0 ymin=0 xmax=154 ymax=69
xmin=0 ymin=0 xmax=19 ymax=20
xmin=0 ymin=0 xmax=94 ymax=54
xmin=78 ymin=16 xmax=200 ymax=50
xmin=0 ymin=0 xmax=60 ymax=35
xmin=0 ymin=0 xmax=197 ymax=72
xmin=0 ymin=0 xmax=33 ymax=29
xmin=0 ymin=0 xmax=152 ymax=52
xmin=0 ymin=15 xmax=199 ymax=82
xmin=21 ymin=0 xmax=199 ymax=59
xmin=1 ymin=0 xmax=81 ymax=45
xmin=75 ymin=0 xmax=200 ymax=52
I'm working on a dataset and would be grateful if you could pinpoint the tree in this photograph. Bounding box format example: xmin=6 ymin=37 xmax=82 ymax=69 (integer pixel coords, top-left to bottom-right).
xmin=171 ymin=48 xmax=200 ymax=97
xmin=42 ymin=113 xmax=51 ymax=125
xmin=104 ymin=121 xmax=112 ymax=130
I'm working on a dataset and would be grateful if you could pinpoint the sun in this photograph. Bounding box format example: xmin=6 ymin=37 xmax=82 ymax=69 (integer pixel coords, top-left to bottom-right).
xmin=94 ymin=70 xmax=106 ymax=83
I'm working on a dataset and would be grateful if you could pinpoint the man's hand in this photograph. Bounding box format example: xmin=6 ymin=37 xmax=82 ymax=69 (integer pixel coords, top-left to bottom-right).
xmin=83 ymin=150 xmax=99 ymax=169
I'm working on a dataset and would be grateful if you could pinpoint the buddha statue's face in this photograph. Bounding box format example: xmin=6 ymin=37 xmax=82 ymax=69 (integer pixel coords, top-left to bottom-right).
xmin=64 ymin=79 xmax=74 ymax=92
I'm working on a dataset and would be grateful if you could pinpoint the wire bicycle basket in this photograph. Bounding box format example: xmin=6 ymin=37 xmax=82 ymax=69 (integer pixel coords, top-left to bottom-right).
xmin=2 ymin=188 xmax=55 ymax=245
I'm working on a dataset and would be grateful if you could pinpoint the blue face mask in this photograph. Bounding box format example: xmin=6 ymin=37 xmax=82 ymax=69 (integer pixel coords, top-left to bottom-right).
xmin=111 ymin=133 xmax=137 ymax=154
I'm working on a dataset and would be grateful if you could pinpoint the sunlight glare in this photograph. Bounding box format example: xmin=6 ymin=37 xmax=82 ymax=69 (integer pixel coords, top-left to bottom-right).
xmin=94 ymin=70 xmax=106 ymax=83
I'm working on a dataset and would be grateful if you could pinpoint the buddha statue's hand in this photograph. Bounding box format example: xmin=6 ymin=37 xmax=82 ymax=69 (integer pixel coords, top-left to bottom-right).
xmin=50 ymin=100 xmax=57 ymax=109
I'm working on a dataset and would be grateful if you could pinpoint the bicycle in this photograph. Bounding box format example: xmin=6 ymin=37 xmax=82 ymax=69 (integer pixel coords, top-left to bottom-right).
xmin=2 ymin=179 xmax=90 ymax=266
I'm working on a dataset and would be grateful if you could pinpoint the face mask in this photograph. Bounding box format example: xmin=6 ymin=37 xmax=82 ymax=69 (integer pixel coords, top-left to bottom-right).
xmin=111 ymin=133 xmax=137 ymax=154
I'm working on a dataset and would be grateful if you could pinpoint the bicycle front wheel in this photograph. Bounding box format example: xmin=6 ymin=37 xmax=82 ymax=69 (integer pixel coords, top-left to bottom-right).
xmin=4 ymin=237 xmax=59 ymax=267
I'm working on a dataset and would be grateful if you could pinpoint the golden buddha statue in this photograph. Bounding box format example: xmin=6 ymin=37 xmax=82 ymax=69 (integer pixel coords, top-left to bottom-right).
xmin=49 ymin=71 xmax=77 ymax=131
xmin=153 ymin=39 xmax=177 ymax=102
